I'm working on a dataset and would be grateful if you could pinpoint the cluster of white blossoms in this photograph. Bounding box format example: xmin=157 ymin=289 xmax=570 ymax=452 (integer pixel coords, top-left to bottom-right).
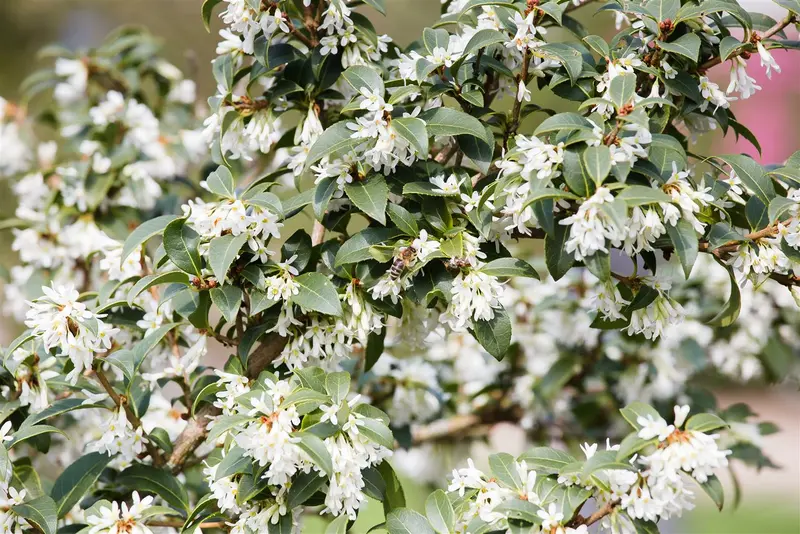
xmin=206 ymin=372 xmax=392 ymax=526
xmin=345 ymin=88 xmax=423 ymax=174
xmin=720 ymin=38 xmax=782 ymax=103
xmin=397 ymin=4 xmax=554 ymax=93
xmin=275 ymin=281 xmax=384 ymax=370
xmin=183 ymin=196 xmax=283 ymax=266
xmin=443 ymin=270 xmax=505 ymax=329
xmin=561 ymin=187 xmax=624 ymax=261
xmin=86 ymin=406 xmax=149 ymax=464
xmin=594 ymin=54 xmax=644 ymax=117
xmin=0 ymin=348 xmax=59 ymax=412
xmin=627 ymin=280 xmax=685 ymax=340
xmin=0 ymin=97 xmax=31 ymax=176
xmin=24 ymin=284 xmax=118 ymax=384
xmin=0 ymin=487 xmax=29 ymax=534
xmin=499 ymin=135 xmax=565 ymax=182
xmin=317 ymin=0 xmax=391 ymax=67
xmin=209 ymin=0 xmax=391 ymax=165
xmin=607 ymin=406 xmax=731 ymax=525
xmin=438 ymin=404 xmax=730 ymax=534
xmin=84 ymin=492 xmax=155 ymax=534
xmin=0 ymin=41 xmax=203 ymax=320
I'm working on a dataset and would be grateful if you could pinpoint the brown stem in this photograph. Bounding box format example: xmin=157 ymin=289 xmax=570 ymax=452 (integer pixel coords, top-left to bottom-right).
xmin=411 ymin=414 xmax=481 ymax=445
xmin=506 ymin=48 xmax=532 ymax=148
xmin=93 ymin=364 xmax=164 ymax=466
xmin=287 ymin=21 xmax=315 ymax=48
xmin=569 ymin=500 xmax=619 ymax=528
xmin=434 ymin=143 xmax=459 ymax=164
xmin=312 ymin=221 xmax=326 ymax=246
xmin=167 ymin=334 xmax=288 ymax=472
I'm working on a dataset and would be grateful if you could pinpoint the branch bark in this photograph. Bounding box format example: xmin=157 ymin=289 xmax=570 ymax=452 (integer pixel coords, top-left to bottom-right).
xmin=93 ymin=364 xmax=164 ymax=466
xmin=699 ymin=13 xmax=797 ymax=71
xmin=167 ymin=333 xmax=288 ymax=472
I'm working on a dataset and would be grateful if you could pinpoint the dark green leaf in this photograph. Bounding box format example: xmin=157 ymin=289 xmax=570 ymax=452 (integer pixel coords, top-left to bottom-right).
xmin=122 ymin=215 xmax=178 ymax=264
xmin=12 ymin=495 xmax=57 ymax=534
xmin=657 ymin=33 xmax=701 ymax=62
xmin=345 ymin=175 xmax=389 ymax=225
xmin=118 ymin=464 xmax=190 ymax=512
xmin=666 ymin=219 xmax=699 ymax=278
xmin=51 ymin=452 xmax=112 ymax=518
xmin=293 ymin=272 xmax=343 ymax=316
xmin=470 ymin=306 xmax=512 ymax=360
xmin=163 ymin=218 xmax=203 ymax=277
xmin=480 ymin=258 xmax=539 ymax=279
xmin=387 ymin=509 xmax=435 ymax=534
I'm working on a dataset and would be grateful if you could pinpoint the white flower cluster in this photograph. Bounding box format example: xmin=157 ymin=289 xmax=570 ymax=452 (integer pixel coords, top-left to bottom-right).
xmin=183 ymin=197 xmax=283 ymax=267
xmin=343 ymin=89 xmax=422 ymax=175
xmin=443 ymin=270 xmax=505 ymax=329
xmin=84 ymin=492 xmax=155 ymax=534
xmin=627 ymin=280 xmax=685 ymax=340
xmin=24 ymin=284 xmax=118 ymax=384
xmin=561 ymin=187 xmax=624 ymax=261
xmin=0 ymin=97 xmax=31 ymax=176
xmin=209 ymin=373 xmax=391 ymax=523
xmin=499 ymin=135 xmax=565 ymax=182
xmin=603 ymin=406 xmax=731 ymax=525
xmin=203 ymin=102 xmax=283 ymax=162
xmin=0 ymin=348 xmax=59 ymax=413
xmin=447 ymin=458 xmax=586 ymax=533
xmin=0 ymin=487 xmax=29 ymax=534
xmin=86 ymin=406 xmax=149 ymax=464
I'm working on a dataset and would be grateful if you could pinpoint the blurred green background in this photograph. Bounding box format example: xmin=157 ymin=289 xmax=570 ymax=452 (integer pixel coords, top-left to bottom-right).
xmin=0 ymin=1 xmax=798 ymax=532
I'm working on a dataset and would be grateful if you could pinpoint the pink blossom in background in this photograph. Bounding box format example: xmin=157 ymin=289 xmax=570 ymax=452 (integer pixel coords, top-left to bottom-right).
xmin=716 ymin=34 xmax=800 ymax=165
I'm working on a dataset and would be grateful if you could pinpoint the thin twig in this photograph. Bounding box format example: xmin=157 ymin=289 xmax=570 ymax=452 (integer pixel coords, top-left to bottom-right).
xmin=699 ymin=13 xmax=797 ymax=71
xmin=312 ymin=221 xmax=326 ymax=246
xmin=93 ymin=364 xmax=164 ymax=466
xmin=506 ymin=48 xmax=532 ymax=149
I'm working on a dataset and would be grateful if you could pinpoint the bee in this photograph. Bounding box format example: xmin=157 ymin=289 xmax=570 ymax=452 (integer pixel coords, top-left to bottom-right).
xmin=389 ymin=246 xmax=418 ymax=280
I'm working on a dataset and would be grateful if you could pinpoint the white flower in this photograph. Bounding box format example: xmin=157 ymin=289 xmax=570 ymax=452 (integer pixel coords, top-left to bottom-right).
xmin=517 ymin=80 xmax=532 ymax=103
xmin=0 ymin=421 xmax=13 ymax=443
xmin=370 ymin=275 xmax=410 ymax=304
xmin=537 ymin=503 xmax=564 ymax=530
xmin=25 ymin=284 xmax=119 ymax=384
xmin=444 ymin=270 xmax=504 ymax=328
xmin=560 ymin=187 xmax=624 ymax=261
xmin=429 ymin=173 xmax=461 ymax=195
xmin=756 ymin=41 xmax=781 ymax=78
xmin=320 ymin=403 xmax=341 ymax=425
xmin=727 ymin=57 xmax=761 ymax=99
xmin=411 ymin=230 xmax=441 ymax=262
xmin=698 ymin=76 xmax=734 ymax=112
xmin=637 ymin=414 xmax=674 ymax=441
xmin=674 ymin=404 xmax=691 ymax=427
xmin=85 ymin=491 xmax=155 ymax=534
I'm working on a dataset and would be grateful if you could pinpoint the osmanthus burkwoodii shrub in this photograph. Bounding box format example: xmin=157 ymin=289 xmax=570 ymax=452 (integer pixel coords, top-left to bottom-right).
xmin=1 ymin=0 xmax=799 ymax=533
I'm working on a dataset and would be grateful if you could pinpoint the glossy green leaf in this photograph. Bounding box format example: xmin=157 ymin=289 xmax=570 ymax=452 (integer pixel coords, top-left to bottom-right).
xmin=51 ymin=452 xmax=112 ymax=518
xmin=163 ymin=218 xmax=203 ymax=277
xmin=121 ymin=214 xmax=178 ymax=264
xmin=118 ymin=464 xmax=190 ymax=512
xmin=470 ymin=305 xmax=512 ymax=360
xmin=345 ymin=174 xmax=389 ymax=224
xmin=293 ymin=272 xmax=343 ymax=316
xmin=210 ymin=285 xmax=243 ymax=323
xmin=666 ymin=218 xmax=699 ymax=278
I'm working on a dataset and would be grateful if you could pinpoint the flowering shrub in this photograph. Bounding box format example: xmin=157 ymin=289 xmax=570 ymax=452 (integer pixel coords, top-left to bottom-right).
xmin=1 ymin=0 xmax=799 ymax=532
